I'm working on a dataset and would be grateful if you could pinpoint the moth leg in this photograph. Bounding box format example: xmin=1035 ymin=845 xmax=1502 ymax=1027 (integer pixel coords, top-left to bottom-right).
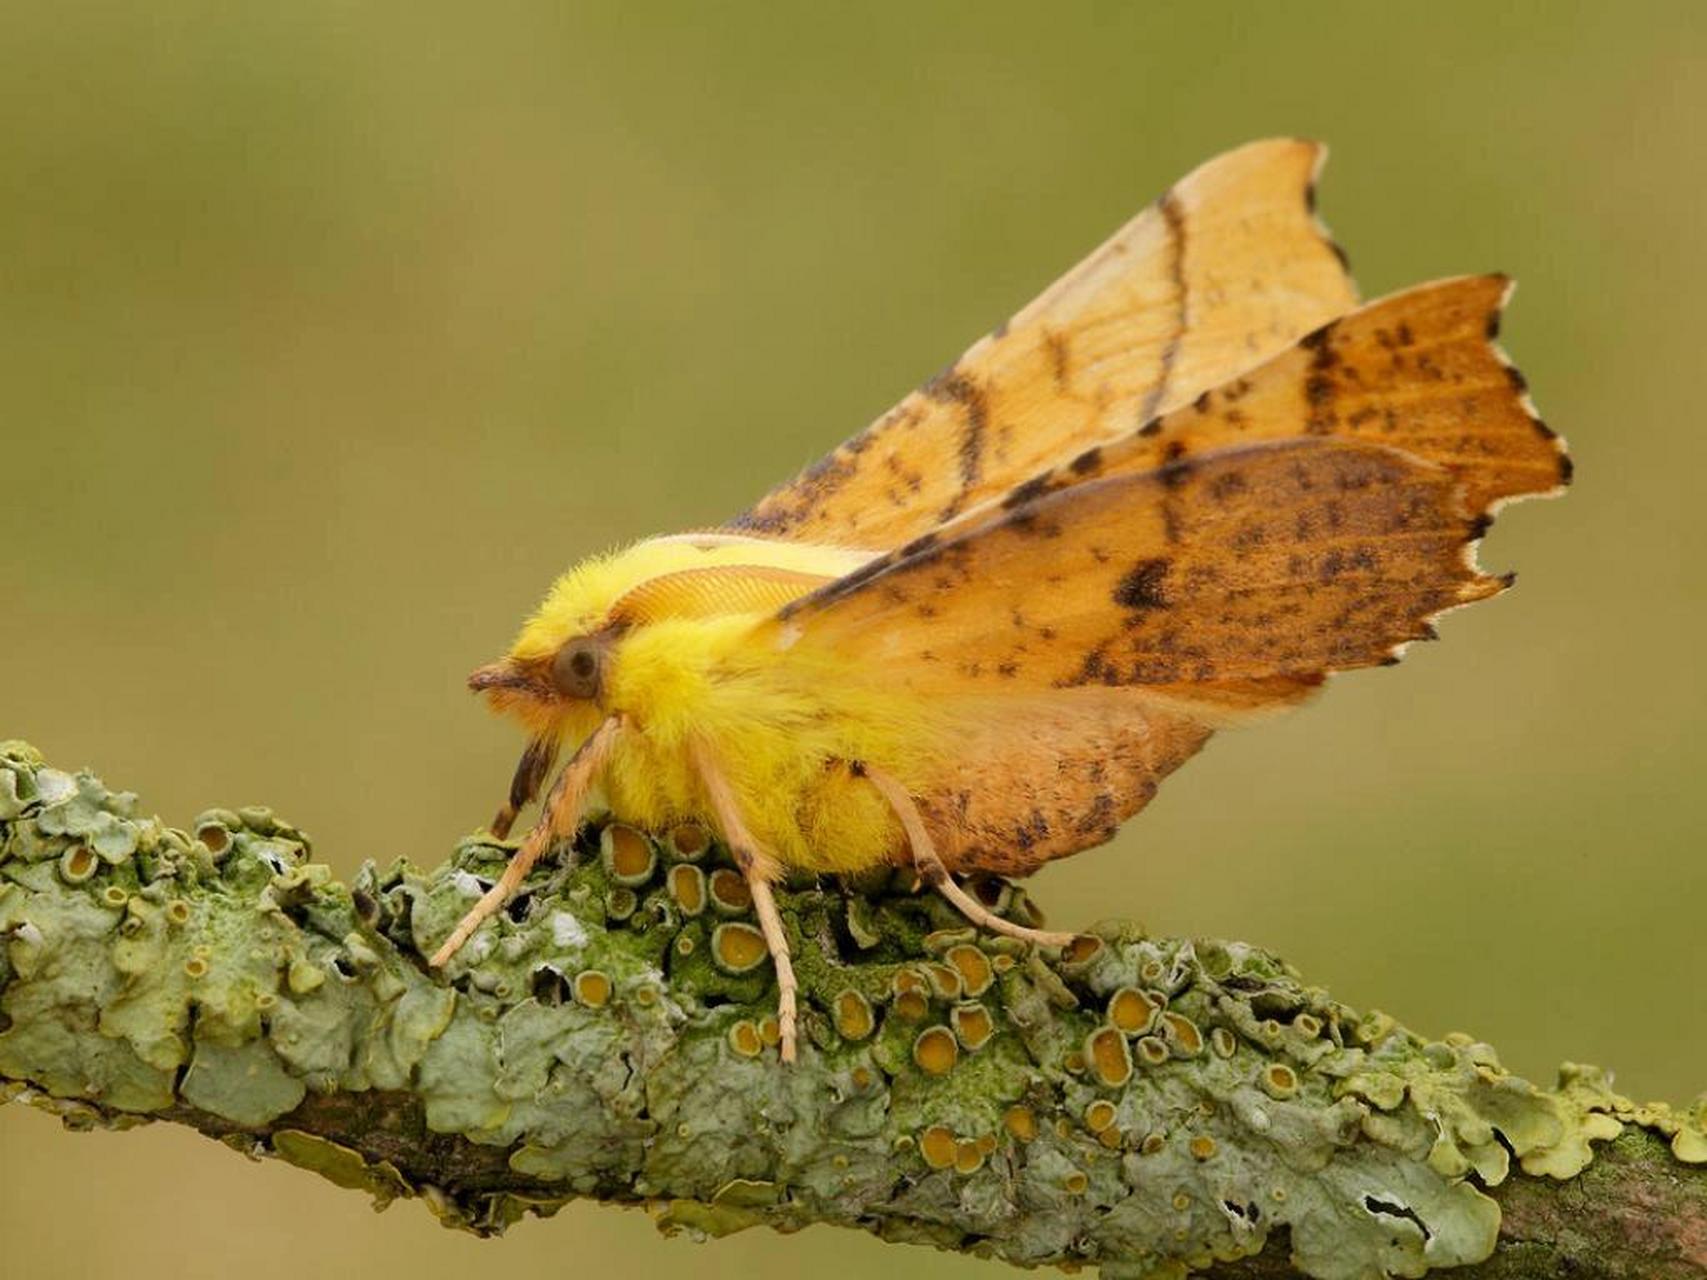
xmin=865 ymin=764 xmax=1075 ymax=948
xmin=431 ymin=716 xmax=622 ymax=968
xmin=490 ymin=734 xmax=560 ymax=840
xmin=691 ymin=738 xmax=798 ymax=1063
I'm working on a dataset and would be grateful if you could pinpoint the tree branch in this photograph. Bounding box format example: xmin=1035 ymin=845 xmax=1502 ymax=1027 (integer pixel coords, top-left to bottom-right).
xmin=1 ymin=741 xmax=1702 ymax=1278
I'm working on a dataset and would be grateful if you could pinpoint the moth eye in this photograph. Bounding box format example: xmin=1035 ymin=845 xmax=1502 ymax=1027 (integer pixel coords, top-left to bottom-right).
xmin=552 ymin=641 xmax=602 ymax=699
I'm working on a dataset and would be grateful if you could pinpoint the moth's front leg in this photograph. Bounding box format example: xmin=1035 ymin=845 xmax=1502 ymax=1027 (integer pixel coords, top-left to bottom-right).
xmin=690 ymin=737 xmax=798 ymax=1063
xmin=865 ymin=764 xmax=1075 ymax=948
xmin=431 ymin=715 xmax=623 ymax=968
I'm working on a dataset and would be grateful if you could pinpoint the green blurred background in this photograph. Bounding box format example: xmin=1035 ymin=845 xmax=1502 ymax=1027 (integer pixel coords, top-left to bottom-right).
xmin=2 ymin=3 xmax=1702 ymax=1276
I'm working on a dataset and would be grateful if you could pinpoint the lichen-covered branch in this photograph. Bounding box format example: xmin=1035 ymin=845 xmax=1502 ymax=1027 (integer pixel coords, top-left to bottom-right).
xmin=1 ymin=742 xmax=1702 ymax=1279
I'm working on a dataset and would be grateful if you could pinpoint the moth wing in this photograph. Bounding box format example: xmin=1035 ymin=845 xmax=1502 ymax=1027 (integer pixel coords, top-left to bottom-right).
xmin=1070 ymin=273 xmax=1569 ymax=516
xmin=828 ymin=275 xmax=1567 ymax=573
xmin=771 ymin=433 xmax=1515 ymax=873
xmin=777 ymin=436 xmax=1502 ymax=694
xmin=774 ymin=273 xmax=1568 ymax=682
xmin=732 ymin=138 xmax=1357 ymax=548
xmin=914 ymin=680 xmax=1325 ymax=876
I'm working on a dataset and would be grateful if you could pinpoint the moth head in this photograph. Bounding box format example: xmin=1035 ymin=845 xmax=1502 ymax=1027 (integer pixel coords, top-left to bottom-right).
xmin=467 ymin=533 xmax=852 ymax=732
xmin=467 ymin=629 xmax=618 ymax=730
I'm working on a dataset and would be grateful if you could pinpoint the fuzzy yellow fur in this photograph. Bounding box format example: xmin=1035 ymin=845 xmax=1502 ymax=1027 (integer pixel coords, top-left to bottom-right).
xmin=489 ymin=534 xmax=952 ymax=873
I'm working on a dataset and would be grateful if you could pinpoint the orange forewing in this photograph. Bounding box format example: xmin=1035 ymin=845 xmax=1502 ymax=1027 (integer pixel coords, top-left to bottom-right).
xmin=1129 ymin=273 xmax=1568 ymax=514
xmin=777 ymin=438 xmax=1501 ymax=695
xmin=732 ymin=138 xmax=1357 ymax=548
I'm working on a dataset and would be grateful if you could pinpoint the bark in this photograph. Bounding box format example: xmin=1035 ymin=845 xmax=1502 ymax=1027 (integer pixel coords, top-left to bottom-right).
xmin=1 ymin=741 xmax=1702 ymax=1279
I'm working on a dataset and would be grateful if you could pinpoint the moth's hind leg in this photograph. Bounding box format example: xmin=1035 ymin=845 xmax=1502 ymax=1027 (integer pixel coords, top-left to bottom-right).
xmin=431 ymin=717 xmax=621 ymax=968
xmin=864 ymin=765 xmax=1075 ymax=948
xmin=690 ymin=739 xmax=798 ymax=1063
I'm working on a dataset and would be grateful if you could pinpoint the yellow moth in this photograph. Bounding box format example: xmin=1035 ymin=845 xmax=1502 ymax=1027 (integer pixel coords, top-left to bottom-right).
xmin=432 ymin=139 xmax=1570 ymax=1061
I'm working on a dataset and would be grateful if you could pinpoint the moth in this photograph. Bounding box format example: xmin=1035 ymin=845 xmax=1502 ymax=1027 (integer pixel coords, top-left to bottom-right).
xmin=432 ymin=139 xmax=1570 ymax=1060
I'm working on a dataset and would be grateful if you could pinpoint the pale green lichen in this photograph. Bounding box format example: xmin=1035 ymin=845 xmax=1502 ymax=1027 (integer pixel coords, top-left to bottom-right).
xmin=0 ymin=740 xmax=1702 ymax=1279
xmin=272 ymin=1127 xmax=411 ymax=1206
